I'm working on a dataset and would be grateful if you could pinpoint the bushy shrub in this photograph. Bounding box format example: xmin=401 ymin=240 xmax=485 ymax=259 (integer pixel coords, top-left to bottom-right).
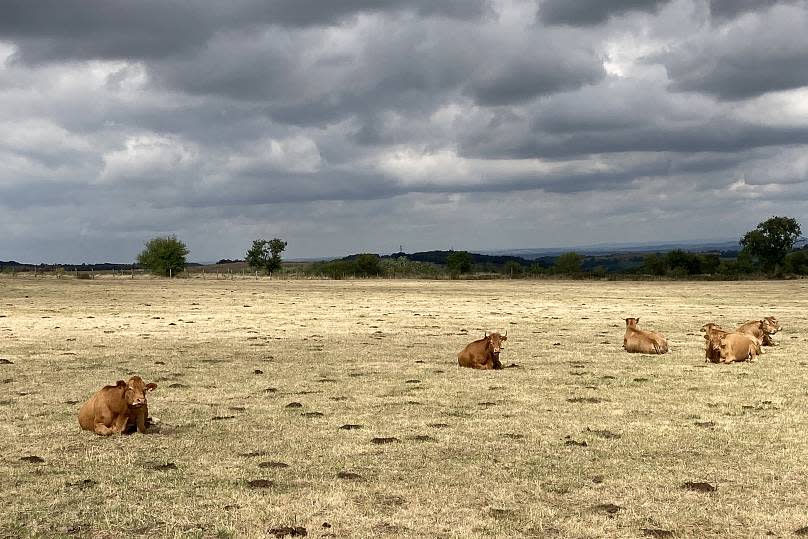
xmin=137 ymin=235 xmax=188 ymax=277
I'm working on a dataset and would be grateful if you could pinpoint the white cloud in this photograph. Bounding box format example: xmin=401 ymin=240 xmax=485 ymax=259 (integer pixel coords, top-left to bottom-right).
xmin=99 ymin=134 xmax=199 ymax=184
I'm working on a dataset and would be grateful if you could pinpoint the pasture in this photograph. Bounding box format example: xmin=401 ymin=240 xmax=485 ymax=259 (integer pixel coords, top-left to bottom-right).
xmin=1 ymin=277 xmax=807 ymax=538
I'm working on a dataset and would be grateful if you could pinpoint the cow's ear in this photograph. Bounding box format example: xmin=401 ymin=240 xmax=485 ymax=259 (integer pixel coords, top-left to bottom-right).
xmin=635 ymin=317 xmax=639 ymax=323
xmin=116 ymin=380 xmax=127 ymax=388
xmin=501 ymin=335 xmax=508 ymax=341
xmin=145 ymin=383 xmax=157 ymax=392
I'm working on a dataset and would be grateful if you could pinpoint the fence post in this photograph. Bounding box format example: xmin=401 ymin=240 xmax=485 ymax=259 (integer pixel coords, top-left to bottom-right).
xmin=131 ymin=265 xmax=135 ymax=279
xmin=169 ymin=268 xmax=172 ymax=279
xmin=91 ymin=268 xmax=94 ymax=280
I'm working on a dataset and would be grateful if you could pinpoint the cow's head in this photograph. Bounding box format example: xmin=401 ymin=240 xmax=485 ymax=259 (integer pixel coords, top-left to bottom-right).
xmin=625 ymin=317 xmax=639 ymax=328
xmin=763 ymin=316 xmax=781 ymax=333
xmin=485 ymin=331 xmax=507 ymax=355
xmin=124 ymin=376 xmax=157 ymax=408
xmin=701 ymin=323 xmax=721 ymax=334
xmin=706 ymin=331 xmax=723 ymax=352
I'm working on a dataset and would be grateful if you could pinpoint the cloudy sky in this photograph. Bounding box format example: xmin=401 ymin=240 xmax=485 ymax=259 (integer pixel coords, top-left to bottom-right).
xmin=2 ymin=0 xmax=808 ymax=262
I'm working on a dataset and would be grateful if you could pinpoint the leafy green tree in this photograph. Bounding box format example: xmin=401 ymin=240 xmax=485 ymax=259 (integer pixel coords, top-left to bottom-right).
xmin=665 ymin=249 xmax=703 ymax=275
xmin=553 ymin=252 xmax=583 ymax=274
xmin=137 ymin=235 xmax=188 ymax=277
xmin=246 ymin=238 xmax=287 ymax=274
xmin=740 ymin=216 xmax=802 ymax=272
xmin=735 ymin=249 xmax=758 ymax=274
xmin=699 ymin=254 xmax=721 ymax=275
xmin=446 ymin=251 xmax=472 ymax=275
xmin=784 ymin=249 xmax=808 ymax=275
xmin=643 ymin=253 xmax=667 ymax=276
xmin=355 ymin=254 xmax=383 ymax=277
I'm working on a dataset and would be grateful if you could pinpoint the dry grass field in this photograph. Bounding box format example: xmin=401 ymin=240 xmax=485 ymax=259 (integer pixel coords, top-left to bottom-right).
xmin=1 ymin=276 xmax=807 ymax=538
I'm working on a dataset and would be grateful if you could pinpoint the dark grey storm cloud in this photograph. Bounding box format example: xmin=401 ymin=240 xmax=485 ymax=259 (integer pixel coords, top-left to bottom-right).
xmin=651 ymin=3 xmax=808 ymax=99
xmin=538 ymin=0 xmax=673 ymax=26
xmin=1 ymin=0 xmax=490 ymax=64
xmin=1 ymin=0 xmax=807 ymax=262
xmin=707 ymin=0 xmax=801 ymax=19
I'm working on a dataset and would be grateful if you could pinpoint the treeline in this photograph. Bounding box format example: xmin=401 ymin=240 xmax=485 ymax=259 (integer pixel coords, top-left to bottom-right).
xmin=301 ymin=216 xmax=807 ymax=280
xmin=4 ymin=216 xmax=805 ymax=280
xmin=299 ymin=247 xmax=808 ymax=280
xmin=0 ymin=261 xmax=206 ymax=272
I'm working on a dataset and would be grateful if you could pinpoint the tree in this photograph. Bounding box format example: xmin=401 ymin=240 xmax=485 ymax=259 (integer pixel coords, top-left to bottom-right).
xmin=553 ymin=252 xmax=583 ymax=274
xmin=643 ymin=253 xmax=667 ymax=276
xmin=355 ymin=254 xmax=383 ymax=277
xmin=137 ymin=235 xmax=188 ymax=277
xmin=665 ymin=249 xmax=703 ymax=275
xmin=740 ymin=216 xmax=802 ymax=272
xmin=784 ymin=248 xmax=808 ymax=275
xmin=699 ymin=254 xmax=721 ymax=275
xmin=246 ymin=238 xmax=287 ymax=274
xmin=446 ymin=251 xmax=472 ymax=275
xmin=502 ymin=260 xmax=524 ymax=278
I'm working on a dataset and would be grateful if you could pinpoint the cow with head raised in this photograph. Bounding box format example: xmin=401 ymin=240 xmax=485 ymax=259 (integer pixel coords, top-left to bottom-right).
xmin=701 ymin=323 xmax=728 ymax=363
xmin=458 ymin=331 xmax=507 ymax=370
xmin=78 ymin=376 xmax=157 ymax=435
xmin=761 ymin=316 xmax=782 ymax=346
xmin=623 ymin=317 xmax=668 ymax=354
xmin=737 ymin=318 xmax=780 ymax=348
xmin=701 ymin=322 xmax=760 ymax=363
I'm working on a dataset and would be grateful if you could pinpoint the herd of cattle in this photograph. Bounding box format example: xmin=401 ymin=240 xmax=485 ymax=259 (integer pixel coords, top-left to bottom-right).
xmin=454 ymin=315 xmax=781 ymax=371
xmin=622 ymin=315 xmax=782 ymax=364
xmin=77 ymin=317 xmax=782 ymax=435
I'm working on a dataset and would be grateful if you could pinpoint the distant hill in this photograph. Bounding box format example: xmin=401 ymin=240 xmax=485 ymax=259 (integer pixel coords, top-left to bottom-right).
xmin=0 ymin=261 xmax=202 ymax=271
xmin=335 ymin=250 xmax=545 ymax=268
xmin=480 ymin=239 xmax=740 ymax=259
xmin=1 ymin=239 xmax=742 ymax=270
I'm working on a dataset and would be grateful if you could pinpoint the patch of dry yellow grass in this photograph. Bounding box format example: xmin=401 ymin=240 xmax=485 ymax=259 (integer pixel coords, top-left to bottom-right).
xmin=1 ymin=277 xmax=807 ymax=538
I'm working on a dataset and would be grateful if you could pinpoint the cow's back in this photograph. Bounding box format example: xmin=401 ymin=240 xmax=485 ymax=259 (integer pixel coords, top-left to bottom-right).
xmin=78 ymin=385 xmax=127 ymax=432
xmin=458 ymin=338 xmax=490 ymax=369
xmin=77 ymin=393 xmax=99 ymax=431
xmin=624 ymin=327 xmax=667 ymax=354
xmin=721 ymin=333 xmax=758 ymax=363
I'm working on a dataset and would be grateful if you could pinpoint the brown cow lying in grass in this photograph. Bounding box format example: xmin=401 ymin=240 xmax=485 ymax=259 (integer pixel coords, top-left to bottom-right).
xmin=718 ymin=332 xmax=759 ymax=363
xmin=701 ymin=323 xmax=760 ymax=363
xmin=623 ymin=318 xmax=668 ymax=354
xmin=458 ymin=332 xmax=507 ymax=369
xmin=78 ymin=376 xmax=157 ymax=435
xmin=737 ymin=317 xmax=780 ymax=347
xmin=701 ymin=323 xmax=729 ymax=362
